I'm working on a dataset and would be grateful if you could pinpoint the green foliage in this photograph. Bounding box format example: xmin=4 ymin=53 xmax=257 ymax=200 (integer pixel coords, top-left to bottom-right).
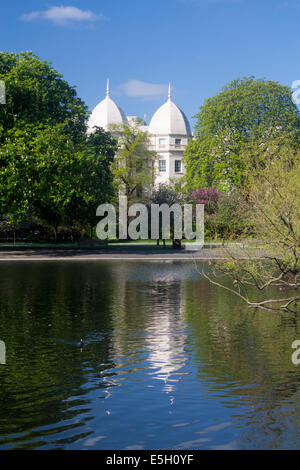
xmin=0 ymin=123 xmax=117 ymax=235
xmin=204 ymin=145 xmax=300 ymax=312
xmin=184 ymin=77 xmax=300 ymax=191
xmin=242 ymin=130 xmax=300 ymax=182
xmin=150 ymin=183 xmax=184 ymax=206
xmin=0 ymin=51 xmax=88 ymax=135
xmin=205 ymin=191 xmax=252 ymax=240
xmin=111 ymin=118 xmax=158 ymax=203
xmin=0 ymin=51 xmax=118 ymax=237
xmin=246 ymin=150 xmax=300 ymax=271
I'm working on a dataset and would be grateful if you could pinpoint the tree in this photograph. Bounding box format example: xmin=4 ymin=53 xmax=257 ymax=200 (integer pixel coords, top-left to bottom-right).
xmin=111 ymin=118 xmax=157 ymax=203
xmin=64 ymin=128 xmax=117 ymax=237
xmin=200 ymin=137 xmax=300 ymax=313
xmin=0 ymin=123 xmax=117 ymax=239
xmin=0 ymin=51 xmax=88 ymax=135
xmin=184 ymin=77 xmax=300 ymax=191
xmin=0 ymin=51 xmax=118 ymax=237
xmin=151 ymin=183 xmax=185 ymax=207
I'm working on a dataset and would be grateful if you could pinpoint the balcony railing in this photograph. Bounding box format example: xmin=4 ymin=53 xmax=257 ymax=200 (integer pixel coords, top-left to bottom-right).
xmin=149 ymin=144 xmax=187 ymax=151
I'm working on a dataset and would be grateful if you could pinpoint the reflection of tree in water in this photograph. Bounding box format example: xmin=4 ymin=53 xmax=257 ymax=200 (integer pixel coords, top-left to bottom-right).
xmin=184 ymin=279 xmax=300 ymax=449
xmin=0 ymin=261 xmax=193 ymax=446
xmin=1 ymin=261 xmax=300 ymax=449
xmin=0 ymin=262 xmax=116 ymax=448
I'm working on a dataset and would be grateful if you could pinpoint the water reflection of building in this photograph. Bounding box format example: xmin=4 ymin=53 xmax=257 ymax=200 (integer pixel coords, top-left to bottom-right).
xmin=144 ymin=283 xmax=187 ymax=394
xmin=106 ymin=262 xmax=190 ymax=397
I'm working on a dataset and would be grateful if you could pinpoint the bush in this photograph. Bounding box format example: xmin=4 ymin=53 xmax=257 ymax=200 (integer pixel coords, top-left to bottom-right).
xmin=205 ymin=191 xmax=253 ymax=240
xmin=190 ymin=187 xmax=221 ymax=215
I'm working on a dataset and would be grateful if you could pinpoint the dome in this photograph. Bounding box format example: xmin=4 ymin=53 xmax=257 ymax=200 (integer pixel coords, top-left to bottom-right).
xmin=87 ymin=80 xmax=127 ymax=133
xmin=149 ymin=86 xmax=191 ymax=136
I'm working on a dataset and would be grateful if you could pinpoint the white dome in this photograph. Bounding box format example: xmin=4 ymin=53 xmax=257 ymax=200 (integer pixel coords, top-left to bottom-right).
xmin=149 ymin=95 xmax=191 ymax=136
xmin=87 ymin=82 xmax=127 ymax=133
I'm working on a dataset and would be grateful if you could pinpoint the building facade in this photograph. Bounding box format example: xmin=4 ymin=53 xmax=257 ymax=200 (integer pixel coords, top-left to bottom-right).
xmin=87 ymin=81 xmax=192 ymax=186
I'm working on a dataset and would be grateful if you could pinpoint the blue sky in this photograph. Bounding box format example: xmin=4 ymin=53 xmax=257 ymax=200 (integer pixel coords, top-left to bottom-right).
xmin=1 ymin=0 xmax=300 ymax=129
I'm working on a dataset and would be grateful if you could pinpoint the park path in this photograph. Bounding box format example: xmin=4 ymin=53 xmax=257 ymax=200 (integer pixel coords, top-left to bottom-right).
xmin=0 ymin=247 xmax=263 ymax=261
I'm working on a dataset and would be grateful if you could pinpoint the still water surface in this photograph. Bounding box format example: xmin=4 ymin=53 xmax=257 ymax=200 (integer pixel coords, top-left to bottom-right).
xmin=0 ymin=261 xmax=299 ymax=450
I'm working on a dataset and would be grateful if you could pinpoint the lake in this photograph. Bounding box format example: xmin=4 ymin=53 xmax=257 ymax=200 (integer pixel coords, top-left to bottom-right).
xmin=0 ymin=260 xmax=299 ymax=450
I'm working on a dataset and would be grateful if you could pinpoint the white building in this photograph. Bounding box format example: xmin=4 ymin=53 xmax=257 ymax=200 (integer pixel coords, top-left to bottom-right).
xmin=87 ymin=81 xmax=192 ymax=185
xmin=87 ymin=80 xmax=128 ymax=131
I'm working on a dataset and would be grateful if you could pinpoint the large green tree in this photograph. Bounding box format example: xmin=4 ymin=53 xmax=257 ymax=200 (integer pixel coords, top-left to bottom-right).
xmin=0 ymin=51 xmax=88 ymax=135
xmin=184 ymin=77 xmax=300 ymax=190
xmin=0 ymin=52 xmax=117 ymax=237
xmin=0 ymin=123 xmax=117 ymax=238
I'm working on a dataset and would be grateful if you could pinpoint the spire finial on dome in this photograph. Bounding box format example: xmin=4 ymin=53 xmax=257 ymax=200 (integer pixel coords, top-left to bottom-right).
xmin=168 ymin=83 xmax=171 ymax=101
xmin=106 ymin=78 xmax=110 ymax=97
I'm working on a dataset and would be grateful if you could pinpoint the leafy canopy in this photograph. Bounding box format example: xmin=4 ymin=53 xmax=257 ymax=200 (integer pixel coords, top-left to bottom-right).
xmin=0 ymin=51 xmax=118 ymax=236
xmin=184 ymin=77 xmax=300 ymax=191
xmin=0 ymin=123 xmax=117 ymax=232
xmin=0 ymin=51 xmax=88 ymax=135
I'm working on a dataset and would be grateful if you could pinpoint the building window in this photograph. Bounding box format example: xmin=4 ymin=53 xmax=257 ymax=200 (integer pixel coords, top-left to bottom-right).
xmin=159 ymin=160 xmax=166 ymax=172
xmin=159 ymin=138 xmax=166 ymax=148
xmin=175 ymin=160 xmax=181 ymax=173
xmin=175 ymin=138 xmax=181 ymax=146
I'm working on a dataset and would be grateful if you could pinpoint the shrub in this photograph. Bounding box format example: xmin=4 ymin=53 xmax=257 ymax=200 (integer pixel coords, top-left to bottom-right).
xmin=190 ymin=187 xmax=221 ymax=214
xmin=205 ymin=191 xmax=253 ymax=240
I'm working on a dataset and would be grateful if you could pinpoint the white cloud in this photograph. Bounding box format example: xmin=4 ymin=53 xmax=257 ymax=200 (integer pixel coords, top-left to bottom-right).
xmin=20 ymin=6 xmax=104 ymax=25
xmin=116 ymin=80 xmax=168 ymax=99
xmin=22 ymin=11 xmax=41 ymax=22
